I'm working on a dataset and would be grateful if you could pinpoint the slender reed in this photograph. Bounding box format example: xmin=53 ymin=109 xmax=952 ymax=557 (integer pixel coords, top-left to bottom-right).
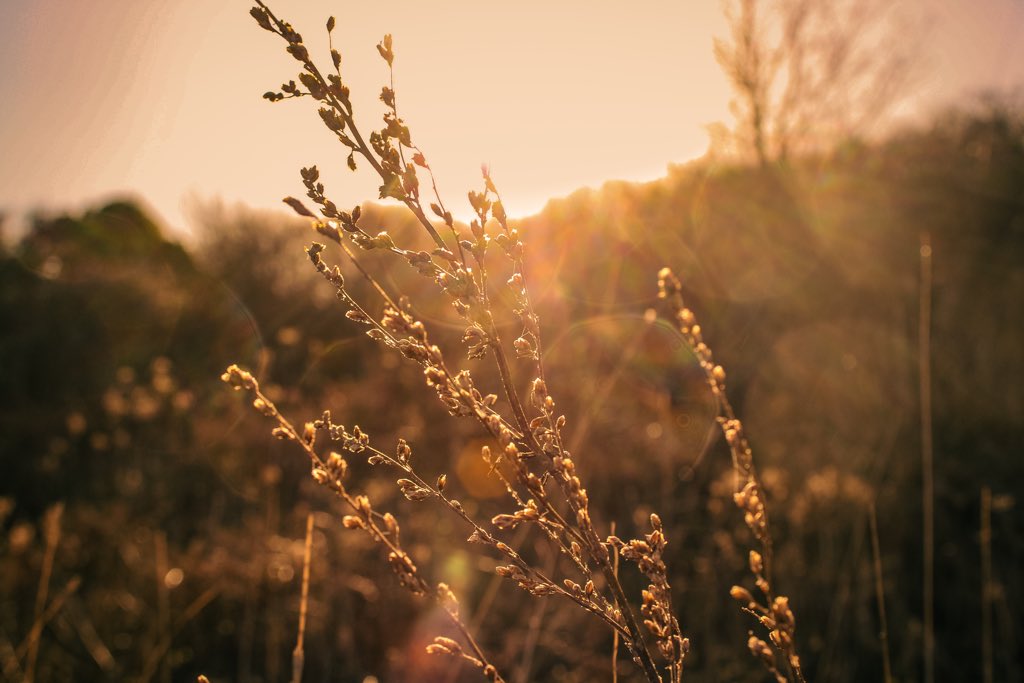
xmin=25 ymin=502 xmax=63 ymax=683
xmin=919 ymin=233 xmax=934 ymax=683
xmin=980 ymin=487 xmax=993 ymax=683
xmin=17 ymin=576 xmax=81 ymax=664
xmin=291 ymin=514 xmax=314 ymax=683
xmin=658 ymin=268 xmax=805 ymax=683
xmin=155 ymin=531 xmax=171 ymax=683
xmin=611 ymin=520 xmax=621 ymax=683
xmin=869 ymin=502 xmax=893 ymax=683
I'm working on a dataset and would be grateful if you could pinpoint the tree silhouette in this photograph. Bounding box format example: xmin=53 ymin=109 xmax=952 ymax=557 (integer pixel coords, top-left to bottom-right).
xmin=714 ymin=0 xmax=918 ymax=165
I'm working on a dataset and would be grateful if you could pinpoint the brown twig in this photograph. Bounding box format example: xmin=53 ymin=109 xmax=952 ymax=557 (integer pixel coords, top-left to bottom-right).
xmin=66 ymin=597 xmax=117 ymax=673
xmin=980 ymin=487 xmax=993 ymax=683
xmin=16 ymin=576 xmax=82 ymax=662
xmin=291 ymin=513 xmax=315 ymax=683
xmin=25 ymin=503 xmax=63 ymax=683
xmin=155 ymin=531 xmax=171 ymax=683
xmin=919 ymin=232 xmax=934 ymax=683
xmin=868 ymin=501 xmax=893 ymax=683
xmin=611 ymin=520 xmax=621 ymax=683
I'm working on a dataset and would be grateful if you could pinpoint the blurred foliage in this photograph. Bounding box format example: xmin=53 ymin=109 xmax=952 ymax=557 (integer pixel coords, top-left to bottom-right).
xmin=1 ymin=102 xmax=1022 ymax=682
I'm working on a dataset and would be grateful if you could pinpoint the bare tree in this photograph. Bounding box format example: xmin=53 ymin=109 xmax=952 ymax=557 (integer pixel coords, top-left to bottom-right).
xmin=713 ymin=0 xmax=919 ymax=165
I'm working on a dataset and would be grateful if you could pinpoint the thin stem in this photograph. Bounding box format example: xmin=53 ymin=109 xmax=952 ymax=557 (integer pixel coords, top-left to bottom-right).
xmin=658 ymin=268 xmax=796 ymax=682
xmin=364 ymin=443 xmax=629 ymax=637
xmin=601 ymin=564 xmax=663 ymax=683
xmin=869 ymin=502 xmax=893 ymax=683
xmin=487 ymin=338 xmax=589 ymax=546
xmin=291 ymin=514 xmax=314 ymax=683
xmin=919 ymin=232 xmax=934 ymax=683
xmin=25 ymin=504 xmax=62 ymax=683
xmin=981 ymin=487 xmax=993 ymax=683
xmin=718 ymin=395 xmax=776 ymax=591
xmin=611 ymin=520 xmax=621 ymax=683
xmin=16 ymin=576 xmax=81 ymax=663
xmin=314 ymin=243 xmax=595 ymax=588
xmin=256 ymin=0 xmax=448 ymax=250
xmin=514 ymin=544 xmax=557 ymax=683
xmin=490 ymin=338 xmax=662 ymax=683
xmin=155 ymin=532 xmax=171 ymax=683
xmin=415 ymin=149 xmax=464 ymax=263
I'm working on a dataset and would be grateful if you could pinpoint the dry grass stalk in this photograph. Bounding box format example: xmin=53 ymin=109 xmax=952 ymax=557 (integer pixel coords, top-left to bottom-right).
xmin=229 ymin=2 xmax=695 ymax=681
xmin=290 ymin=514 xmax=314 ymax=683
xmin=980 ymin=487 xmax=993 ymax=683
xmin=66 ymin=599 xmax=117 ymax=673
xmin=17 ymin=576 xmax=81 ymax=665
xmin=24 ymin=502 xmax=63 ymax=683
xmin=657 ymin=267 xmax=805 ymax=683
xmin=155 ymin=531 xmax=171 ymax=683
xmin=869 ymin=502 xmax=893 ymax=683
xmin=611 ymin=520 xmax=621 ymax=683
xmin=918 ymin=233 xmax=935 ymax=683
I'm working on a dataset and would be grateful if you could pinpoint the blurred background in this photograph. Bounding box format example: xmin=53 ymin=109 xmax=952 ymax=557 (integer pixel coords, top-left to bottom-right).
xmin=0 ymin=1 xmax=1022 ymax=681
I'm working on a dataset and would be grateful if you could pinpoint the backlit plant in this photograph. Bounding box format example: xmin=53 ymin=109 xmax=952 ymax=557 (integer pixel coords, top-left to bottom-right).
xmin=224 ymin=3 xmax=805 ymax=681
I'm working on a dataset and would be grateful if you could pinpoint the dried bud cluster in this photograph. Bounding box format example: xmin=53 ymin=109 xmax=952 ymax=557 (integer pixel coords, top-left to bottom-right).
xmin=609 ymin=514 xmax=690 ymax=671
xmin=234 ymin=6 xmax=697 ymax=682
xmin=310 ymin=411 xmax=370 ymax=454
xmin=734 ymin=574 xmax=802 ymax=677
xmin=490 ymin=499 xmax=539 ymax=529
xmin=747 ymin=635 xmax=786 ymax=683
xmin=659 ymin=268 xmax=805 ymax=683
xmin=220 ymin=364 xmax=255 ymax=392
xmin=425 ymin=636 xmax=462 ymax=657
xmin=221 ymin=355 xmax=503 ymax=678
xmin=387 ymin=550 xmax=422 ymax=594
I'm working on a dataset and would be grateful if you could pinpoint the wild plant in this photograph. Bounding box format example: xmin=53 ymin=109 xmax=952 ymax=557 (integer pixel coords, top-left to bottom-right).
xmin=224 ymin=3 xmax=804 ymax=681
xmin=657 ymin=269 xmax=805 ymax=683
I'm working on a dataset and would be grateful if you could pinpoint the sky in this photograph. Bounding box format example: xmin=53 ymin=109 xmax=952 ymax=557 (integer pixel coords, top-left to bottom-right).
xmin=1 ymin=0 xmax=1023 ymax=239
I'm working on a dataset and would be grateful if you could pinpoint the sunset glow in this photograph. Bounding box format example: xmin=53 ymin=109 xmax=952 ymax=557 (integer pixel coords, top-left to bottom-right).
xmin=1 ymin=0 xmax=1023 ymax=235
xmin=3 ymin=2 xmax=1024 ymax=681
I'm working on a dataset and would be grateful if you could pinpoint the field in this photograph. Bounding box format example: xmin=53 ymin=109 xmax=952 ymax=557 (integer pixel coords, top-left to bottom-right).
xmin=1 ymin=3 xmax=1022 ymax=682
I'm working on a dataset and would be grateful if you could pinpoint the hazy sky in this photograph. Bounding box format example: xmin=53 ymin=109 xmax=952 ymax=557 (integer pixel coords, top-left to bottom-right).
xmin=1 ymin=1 xmax=1023 ymax=237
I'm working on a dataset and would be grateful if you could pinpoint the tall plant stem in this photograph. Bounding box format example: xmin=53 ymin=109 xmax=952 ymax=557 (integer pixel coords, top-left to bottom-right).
xmin=980 ymin=487 xmax=993 ymax=683
xmin=919 ymin=232 xmax=934 ymax=683
xmin=869 ymin=502 xmax=893 ymax=683
xmin=291 ymin=514 xmax=314 ymax=683
xmin=611 ymin=520 xmax=621 ymax=683
xmin=489 ymin=340 xmax=662 ymax=683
